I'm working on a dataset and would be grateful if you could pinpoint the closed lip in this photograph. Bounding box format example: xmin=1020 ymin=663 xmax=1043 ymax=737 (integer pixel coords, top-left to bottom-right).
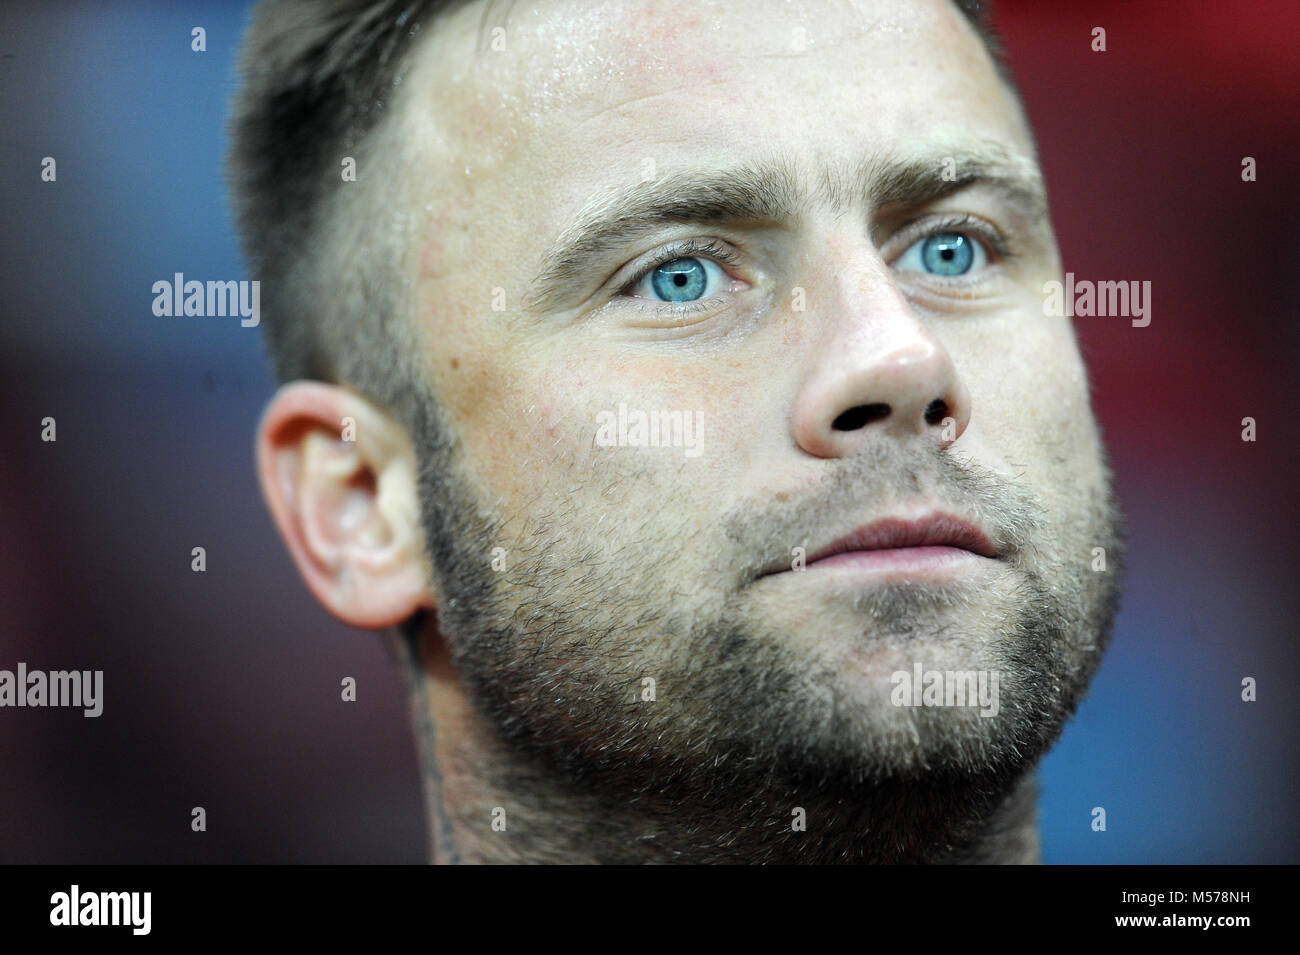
xmin=761 ymin=513 xmax=998 ymax=577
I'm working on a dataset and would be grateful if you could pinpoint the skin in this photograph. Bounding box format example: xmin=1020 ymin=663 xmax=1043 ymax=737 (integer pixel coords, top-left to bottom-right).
xmin=257 ymin=0 xmax=1121 ymax=863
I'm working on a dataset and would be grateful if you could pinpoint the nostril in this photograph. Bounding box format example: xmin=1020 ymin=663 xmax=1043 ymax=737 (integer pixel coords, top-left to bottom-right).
xmin=832 ymin=403 xmax=890 ymax=431
xmin=923 ymin=398 xmax=949 ymax=426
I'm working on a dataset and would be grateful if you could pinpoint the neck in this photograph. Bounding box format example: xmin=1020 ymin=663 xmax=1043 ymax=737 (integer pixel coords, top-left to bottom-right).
xmin=394 ymin=625 xmax=1040 ymax=865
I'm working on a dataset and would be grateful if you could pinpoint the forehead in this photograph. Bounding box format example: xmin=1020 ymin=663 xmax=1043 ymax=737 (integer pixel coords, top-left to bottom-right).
xmin=404 ymin=0 xmax=1031 ymax=246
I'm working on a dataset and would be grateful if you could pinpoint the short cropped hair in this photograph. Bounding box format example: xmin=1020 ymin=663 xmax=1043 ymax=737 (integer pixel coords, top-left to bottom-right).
xmin=227 ymin=0 xmax=1013 ymax=424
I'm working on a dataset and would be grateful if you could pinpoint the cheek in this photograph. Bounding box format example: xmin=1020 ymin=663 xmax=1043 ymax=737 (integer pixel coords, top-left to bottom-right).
xmin=1031 ymin=320 xmax=1093 ymax=431
xmin=421 ymin=239 xmax=447 ymax=278
xmin=1017 ymin=326 xmax=1102 ymax=489
xmin=477 ymin=345 xmax=766 ymax=506
xmin=956 ymin=312 xmax=1095 ymax=466
xmin=456 ymin=368 xmax=563 ymax=504
xmin=433 ymin=339 xmax=610 ymax=515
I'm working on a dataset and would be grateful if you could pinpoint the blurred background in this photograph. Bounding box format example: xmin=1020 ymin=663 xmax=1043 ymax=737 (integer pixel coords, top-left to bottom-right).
xmin=1 ymin=0 xmax=1296 ymax=863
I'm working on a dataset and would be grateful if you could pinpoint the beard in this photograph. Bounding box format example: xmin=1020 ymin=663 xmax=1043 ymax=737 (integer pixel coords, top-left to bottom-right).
xmin=407 ymin=394 xmax=1124 ymax=863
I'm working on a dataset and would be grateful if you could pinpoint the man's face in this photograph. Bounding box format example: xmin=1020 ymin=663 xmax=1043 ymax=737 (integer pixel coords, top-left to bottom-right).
xmin=397 ymin=0 xmax=1119 ymax=794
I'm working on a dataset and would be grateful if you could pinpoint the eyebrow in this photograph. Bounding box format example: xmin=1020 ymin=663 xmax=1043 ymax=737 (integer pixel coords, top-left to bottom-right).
xmin=523 ymin=146 xmax=1049 ymax=314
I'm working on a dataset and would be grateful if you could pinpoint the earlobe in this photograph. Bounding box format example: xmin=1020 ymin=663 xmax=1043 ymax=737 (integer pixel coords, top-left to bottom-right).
xmin=255 ymin=381 xmax=435 ymax=629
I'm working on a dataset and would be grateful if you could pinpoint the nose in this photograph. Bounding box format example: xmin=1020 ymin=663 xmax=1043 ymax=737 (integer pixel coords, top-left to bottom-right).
xmin=790 ymin=274 xmax=971 ymax=459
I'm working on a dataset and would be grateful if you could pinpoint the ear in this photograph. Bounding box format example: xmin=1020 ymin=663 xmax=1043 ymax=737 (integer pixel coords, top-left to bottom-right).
xmin=255 ymin=381 xmax=434 ymax=629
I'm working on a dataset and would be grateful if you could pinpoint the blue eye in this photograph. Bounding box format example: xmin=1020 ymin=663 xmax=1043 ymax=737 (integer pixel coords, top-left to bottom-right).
xmin=922 ymin=233 xmax=972 ymax=274
xmin=622 ymin=240 xmax=740 ymax=307
xmin=649 ymin=257 xmax=709 ymax=301
xmin=896 ymin=231 xmax=986 ymax=276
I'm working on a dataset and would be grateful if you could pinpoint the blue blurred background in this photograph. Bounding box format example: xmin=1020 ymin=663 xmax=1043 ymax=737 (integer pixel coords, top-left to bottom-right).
xmin=1 ymin=0 xmax=1296 ymax=863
